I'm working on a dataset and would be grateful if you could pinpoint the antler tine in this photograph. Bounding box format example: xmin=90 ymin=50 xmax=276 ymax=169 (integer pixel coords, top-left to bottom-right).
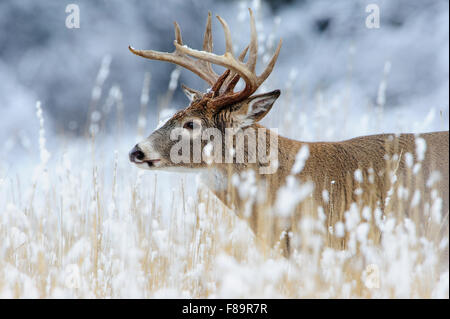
xmin=202 ymin=12 xmax=213 ymax=52
xmin=211 ymin=69 xmax=230 ymax=97
xmin=128 ymin=16 xmax=220 ymax=86
xmin=129 ymin=45 xmax=217 ymax=86
xmin=174 ymin=21 xmax=183 ymax=45
xmin=247 ymin=8 xmax=258 ymax=72
xmin=222 ymin=45 xmax=249 ymax=92
xmin=174 ymin=14 xmax=257 ymax=86
xmin=257 ymin=39 xmax=282 ymax=86
xmin=224 ymin=74 xmax=241 ymax=94
xmin=211 ymin=14 xmax=258 ymax=103
xmin=224 ymin=9 xmax=257 ymax=87
xmin=215 ymin=15 xmax=234 ymax=55
xmin=238 ymin=45 xmax=249 ymax=61
xmin=173 ymin=10 xmax=283 ymax=108
xmin=201 ymin=12 xmax=217 ymax=81
xmin=130 ymin=10 xmax=281 ymax=109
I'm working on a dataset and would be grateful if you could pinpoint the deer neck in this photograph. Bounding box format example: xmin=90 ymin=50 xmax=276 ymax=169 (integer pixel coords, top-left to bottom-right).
xmin=200 ymin=124 xmax=304 ymax=212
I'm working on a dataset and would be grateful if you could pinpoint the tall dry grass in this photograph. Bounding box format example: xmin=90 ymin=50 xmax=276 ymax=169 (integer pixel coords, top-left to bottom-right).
xmin=0 ymin=7 xmax=448 ymax=298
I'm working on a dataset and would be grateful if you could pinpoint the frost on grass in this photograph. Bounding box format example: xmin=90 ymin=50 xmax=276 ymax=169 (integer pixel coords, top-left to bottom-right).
xmin=0 ymin=102 xmax=448 ymax=298
xmin=1 ymin=15 xmax=448 ymax=297
xmin=291 ymin=145 xmax=309 ymax=175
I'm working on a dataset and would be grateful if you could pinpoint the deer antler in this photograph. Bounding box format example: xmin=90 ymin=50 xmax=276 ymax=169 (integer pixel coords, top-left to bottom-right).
xmin=129 ymin=12 xmax=219 ymax=86
xmin=129 ymin=9 xmax=282 ymax=109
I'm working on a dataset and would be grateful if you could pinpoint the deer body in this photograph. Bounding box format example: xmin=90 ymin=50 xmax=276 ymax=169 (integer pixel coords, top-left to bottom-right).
xmin=201 ymin=127 xmax=448 ymax=249
xmin=295 ymin=131 xmax=448 ymax=214
xmin=208 ymin=130 xmax=449 ymax=207
xmin=128 ymin=10 xmax=449 ymax=255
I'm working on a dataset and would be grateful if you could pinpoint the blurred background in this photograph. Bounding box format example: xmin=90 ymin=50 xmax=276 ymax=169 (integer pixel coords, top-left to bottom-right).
xmin=0 ymin=0 xmax=448 ymax=153
xmin=0 ymin=0 xmax=448 ymax=299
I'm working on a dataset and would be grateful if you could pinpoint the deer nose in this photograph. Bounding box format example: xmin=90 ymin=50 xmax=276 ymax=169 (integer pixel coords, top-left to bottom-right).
xmin=129 ymin=144 xmax=145 ymax=163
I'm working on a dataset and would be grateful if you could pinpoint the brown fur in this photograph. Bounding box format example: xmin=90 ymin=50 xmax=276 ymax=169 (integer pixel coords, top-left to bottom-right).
xmin=133 ymin=91 xmax=449 ymax=256
xmin=207 ymin=126 xmax=449 ymax=255
xmin=130 ymin=11 xmax=449 ymax=258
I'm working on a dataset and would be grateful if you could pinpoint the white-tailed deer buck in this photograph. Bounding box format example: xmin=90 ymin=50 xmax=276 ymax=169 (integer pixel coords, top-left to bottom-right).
xmin=129 ymin=10 xmax=449 ymax=256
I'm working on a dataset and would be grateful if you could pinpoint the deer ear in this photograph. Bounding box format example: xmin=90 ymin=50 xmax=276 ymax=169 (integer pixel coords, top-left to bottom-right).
xmin=182 ymin=84 xmax=203 ymax=103
xmin=234 ymin=90 xmax=280 ymax=127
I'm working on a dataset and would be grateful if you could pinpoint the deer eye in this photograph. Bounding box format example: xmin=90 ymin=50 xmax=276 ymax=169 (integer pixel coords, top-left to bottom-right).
xmin=183 ymin=121 xmax=194 ymax=130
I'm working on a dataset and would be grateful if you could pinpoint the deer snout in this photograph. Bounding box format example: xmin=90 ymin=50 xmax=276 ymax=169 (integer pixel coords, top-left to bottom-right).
xmin=129 ymin=144 xmax=145 ymax=163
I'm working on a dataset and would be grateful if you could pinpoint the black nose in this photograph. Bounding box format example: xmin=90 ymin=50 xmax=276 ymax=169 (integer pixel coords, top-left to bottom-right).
xmin=129 ymin=144 xmax=145 ymax=163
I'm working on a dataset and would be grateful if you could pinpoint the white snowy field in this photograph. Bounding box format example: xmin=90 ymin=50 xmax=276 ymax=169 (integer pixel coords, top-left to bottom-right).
xmin=0 ymin=0 xmax=448 ymax=298
xmin=0 ymin=72 xmax=448 ymax=298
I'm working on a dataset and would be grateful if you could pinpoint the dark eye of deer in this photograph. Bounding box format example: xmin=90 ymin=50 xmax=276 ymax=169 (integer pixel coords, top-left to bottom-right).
xmin=183 ymin=121 xmax=194 ymax=130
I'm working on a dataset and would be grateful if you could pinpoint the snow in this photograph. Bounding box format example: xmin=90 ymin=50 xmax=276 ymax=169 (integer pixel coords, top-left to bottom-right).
xmin=0 ymin=0 xmax=448 ymax=299
xmin=291 ymin=145 xmax=309 ymax=174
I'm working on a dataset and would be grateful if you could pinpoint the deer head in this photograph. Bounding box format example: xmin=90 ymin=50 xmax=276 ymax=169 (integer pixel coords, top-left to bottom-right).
xmin=129 ymin=10 xmax=282 ymax=171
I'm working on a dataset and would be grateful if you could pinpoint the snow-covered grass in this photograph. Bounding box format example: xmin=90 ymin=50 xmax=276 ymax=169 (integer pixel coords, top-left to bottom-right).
xmin=0 ymin=2 xmax=448 ymax=299
xmin=0 ymin=70 xmax=448 ymax=298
